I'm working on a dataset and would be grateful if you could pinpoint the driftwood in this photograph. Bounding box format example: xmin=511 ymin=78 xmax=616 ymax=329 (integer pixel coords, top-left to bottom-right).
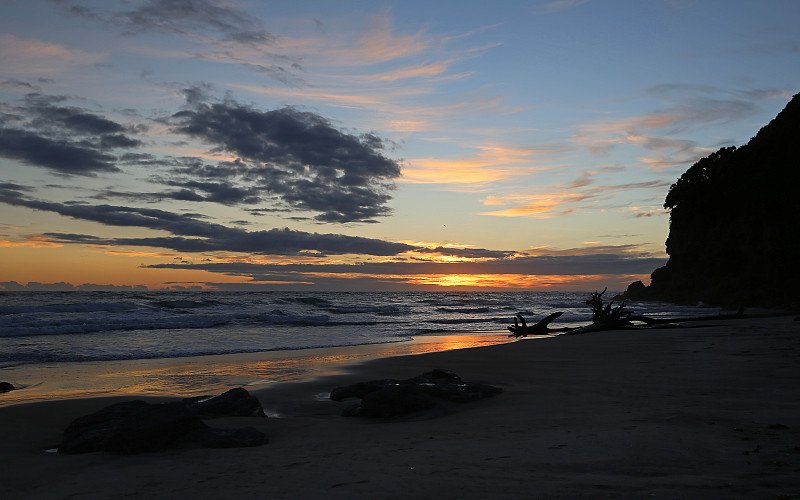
xmin=507 ymin=311 xmax=564 ymax=337
xmin=507 ymin=292 xmax=778 ymax=338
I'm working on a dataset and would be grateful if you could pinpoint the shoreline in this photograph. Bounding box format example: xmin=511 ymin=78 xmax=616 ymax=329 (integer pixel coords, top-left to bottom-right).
xmin=0 ymin=332 xmax=517 ymax=408
xmin=2 ymin=315 xmax=799 ymax=499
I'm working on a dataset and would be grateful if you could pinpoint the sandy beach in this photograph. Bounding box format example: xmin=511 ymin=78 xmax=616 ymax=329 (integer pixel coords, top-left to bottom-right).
xmin=2 ymin=315 xmax=799 ymax=499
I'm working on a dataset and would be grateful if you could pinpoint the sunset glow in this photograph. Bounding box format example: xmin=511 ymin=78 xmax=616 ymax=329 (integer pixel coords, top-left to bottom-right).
xmin=1 ymin=1 xmax=797 ymax=292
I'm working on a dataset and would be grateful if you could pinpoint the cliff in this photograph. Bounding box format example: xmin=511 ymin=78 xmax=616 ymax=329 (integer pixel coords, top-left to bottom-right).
xmin=625 ymin=93 xmax=800 ymax=308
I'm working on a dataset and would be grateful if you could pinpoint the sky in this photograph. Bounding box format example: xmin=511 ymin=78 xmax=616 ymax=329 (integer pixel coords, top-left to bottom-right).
xmin=0 ymin=0 xmax=798 ymax=292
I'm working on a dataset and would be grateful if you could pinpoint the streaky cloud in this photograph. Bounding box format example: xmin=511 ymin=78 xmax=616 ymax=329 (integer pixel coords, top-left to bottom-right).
xmin=59 ymin=0 xmax=274 ymax=45
xmin=0 ymin=185 xmax=414 ymax=256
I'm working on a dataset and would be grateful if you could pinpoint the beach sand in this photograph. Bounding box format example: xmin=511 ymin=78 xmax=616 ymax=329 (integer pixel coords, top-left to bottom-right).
xmin=2 ymin=315 xmax=799 ymax=499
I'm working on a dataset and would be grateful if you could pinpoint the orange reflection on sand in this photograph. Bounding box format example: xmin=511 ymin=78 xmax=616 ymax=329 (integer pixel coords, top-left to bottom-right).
xmin=0 ymin=335 xmax=513 ymax=406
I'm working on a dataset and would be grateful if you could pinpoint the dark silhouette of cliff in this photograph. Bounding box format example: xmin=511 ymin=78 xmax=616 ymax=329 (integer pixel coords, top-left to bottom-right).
xmin=625 ymin=93 xmax=800 ymax=308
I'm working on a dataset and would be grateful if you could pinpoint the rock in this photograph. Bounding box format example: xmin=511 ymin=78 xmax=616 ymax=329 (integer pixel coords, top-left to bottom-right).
xmin=329 ymin=379 xmax=400 ymax=401
xmin=408 ymin=368 xmax=462 ymax=384
xmin=60 ymin=400 xmax=208 ymax=454
xmin=201 ymin=426 xmax=268 ymax=448
xmin=331 ymin=369 xmax=502 ymax=418
xmin=182 ymin=387 xmax=266 ymax=417
xmin=60 ymin=388 xmax=269 ymax=454
xmin=424 ymin=380 xmax=503 ymax=403
xmin=0 ymin=382 xmax=15 ymax=393
xmin=358 ymin=383 xmax=438 ymax=418
xmin=617 ymin=280 xmax=648 ymax=301
xmin=103 ymin=403 xmax=210 ymax=454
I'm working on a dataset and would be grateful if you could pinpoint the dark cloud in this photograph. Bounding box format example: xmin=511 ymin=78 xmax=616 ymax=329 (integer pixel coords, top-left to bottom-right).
xmin=0 ymin=128 xmax=120 ymax=176
xmin=0 ymin=187 xmax=414 ymax=256
xmin=415 ymin=247 xmax=517 ymax=259
xmin=1 ymin=186 xmax=513 ymax=259
xmin=1 ymin=79 xmax=41 ymax=92
xmin=2 ymin=88 xmax=401 ymax=221
xmin=0 ymin=281 xmax=148 ymax=292
xmin=144 ymin=252 xmax=666 ymax=278
xmin=44 ymin=229 xmax=414 ymax=257
xmin=59 ymin=0 xmax=274 ymax=45
xmin=0 ymin=93 xmax=144 ymax=176
xmin=161 ymin=179 xmax=262 ymax=205
xmin=22 ymin=93 xmax=141 ymax=141
xmin=166 ymin=96 xmax=402 ymax=222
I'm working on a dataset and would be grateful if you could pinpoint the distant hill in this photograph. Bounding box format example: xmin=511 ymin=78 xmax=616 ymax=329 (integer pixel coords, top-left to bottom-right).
xmin=624 ymin=93 xmax=800 ymax=308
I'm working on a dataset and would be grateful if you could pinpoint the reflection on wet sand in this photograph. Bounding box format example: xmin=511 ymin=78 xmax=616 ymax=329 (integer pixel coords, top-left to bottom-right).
xmin=0 ymin=334 xmax=519 ymax=406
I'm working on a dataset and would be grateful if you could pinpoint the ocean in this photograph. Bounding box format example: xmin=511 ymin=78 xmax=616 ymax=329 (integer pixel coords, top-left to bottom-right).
xmin=0 ymin=290 xmax=717 ymax=406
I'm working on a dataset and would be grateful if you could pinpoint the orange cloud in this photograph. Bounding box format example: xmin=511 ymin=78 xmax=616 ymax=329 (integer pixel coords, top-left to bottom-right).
xmin=292 ymin=14 xmax=431 ymax=67
xmin=480 ymin=191 xmax=586 ymax=217
xmin=103 ymin=249 xmax=192 ymax=259
xmin=402 ymin=144 xmax=553 ymax=185
xmin=0 ymin=235 xmax=63 ymax=248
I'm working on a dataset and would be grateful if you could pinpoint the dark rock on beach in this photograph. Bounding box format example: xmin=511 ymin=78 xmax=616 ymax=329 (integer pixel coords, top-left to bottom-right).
xmin=59 ymin=388 xmax=268 ymax=454
xmin=357 ymin=384 xmax=438 ymax=418
xmin=329 ymin=378 xmax=401 ymax=401
xmin=0 ymin=382 xmax=15 ymax=393
xmin=182 ymin=387 xmax=266 ymax=418
xmin=622 ymin=93 xmax=800 ymax=309
xmin=60 ymin=400 xmax=207 ymax=454
xmin=331 ymin=369 xmax=502 ymax=418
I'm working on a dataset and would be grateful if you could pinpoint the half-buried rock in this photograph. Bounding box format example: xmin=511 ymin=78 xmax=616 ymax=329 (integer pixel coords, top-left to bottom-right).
xmin=59 ymin=388 xmax=268 ymax=454
xmin=331 ymin=369 xmax=502 ymax=418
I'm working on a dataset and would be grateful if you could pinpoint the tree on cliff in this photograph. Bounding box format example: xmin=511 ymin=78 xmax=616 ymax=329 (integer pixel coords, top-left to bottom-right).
xmin=642 ymin=93 xmax=800 ymax=307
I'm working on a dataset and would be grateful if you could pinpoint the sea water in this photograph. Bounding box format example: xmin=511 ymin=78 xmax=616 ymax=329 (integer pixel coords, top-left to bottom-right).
xmin=0 ymin=291 xmax=717 ymax=404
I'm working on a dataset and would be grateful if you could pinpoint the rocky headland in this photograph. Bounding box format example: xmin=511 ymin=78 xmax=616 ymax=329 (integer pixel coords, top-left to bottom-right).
xmin=623 ymin=93 xmax=800 ymax=309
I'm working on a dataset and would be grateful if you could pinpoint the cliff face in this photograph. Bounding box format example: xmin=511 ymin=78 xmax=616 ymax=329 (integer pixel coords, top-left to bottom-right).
xmin=629 ymin=93 xmax=800 ymax=308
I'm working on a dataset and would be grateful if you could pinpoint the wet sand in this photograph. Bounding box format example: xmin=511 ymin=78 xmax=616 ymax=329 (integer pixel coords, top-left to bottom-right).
xmin=1 ymin=316 xmax=799 ymax=499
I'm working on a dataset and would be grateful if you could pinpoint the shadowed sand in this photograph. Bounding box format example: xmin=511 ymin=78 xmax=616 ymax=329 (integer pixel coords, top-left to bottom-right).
xmin=2 ymin=316 xmax=799 ymax=499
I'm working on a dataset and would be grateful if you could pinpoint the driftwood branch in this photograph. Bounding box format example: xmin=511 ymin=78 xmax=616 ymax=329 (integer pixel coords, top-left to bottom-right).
xmin=507 ymin=311 xmax=564 ymax=338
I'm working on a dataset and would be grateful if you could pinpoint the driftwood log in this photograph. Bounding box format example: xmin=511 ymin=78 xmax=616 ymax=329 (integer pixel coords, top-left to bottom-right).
xmin=507 ymin=291 xmax=770 ymax=338
xmin=507 ymin=311 xmax=564 ymax=337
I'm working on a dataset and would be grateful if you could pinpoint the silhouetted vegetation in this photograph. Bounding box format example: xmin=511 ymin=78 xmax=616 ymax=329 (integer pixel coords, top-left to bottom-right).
xmin=586 ymin=288 xmax=631 ymax=324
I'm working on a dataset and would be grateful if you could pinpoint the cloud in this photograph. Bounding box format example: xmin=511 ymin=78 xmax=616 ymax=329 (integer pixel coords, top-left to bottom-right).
xmin=401 ymin=144 xmax=560 ymax=185
xmin=1 ymin=183 xmax=518 ymax=261
xmin=0 ymin=185 xmax=415 ymax=256
xmin=1 ymin=79 xmax=41 ymax=92
xmin=535 ymin=0 xmax=591 ymax=14
xmin=0 ymin=128 xmax=120 ymax=176
xmin=0 ymin=234 xmax=64 ymax=248
xmin=0 ymin=34 xmax=106 ymax=75
xmin=0 ymin=93 xmax=144 ymax=176
xmin=166 ymin=94 xmax=402 ymax=222
xmin=0 ymin=281 xmax=149 ymax=292
xmin=278 ymin=14 xmax=431 ymax=68
xmin=481 ymin=175 xmax=671 ymax=218
xmin=142 ymin=250 xmax=664 ymax=282
xmin=572 ymin=89 xmax=774 ymax=167
xmin=1 ymin=89 xmax=399 ymax=222
xmin=59 ymin=0 xmax=274 ymax=45
xmin=414 ymin=247 xmax=516 ymax=259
